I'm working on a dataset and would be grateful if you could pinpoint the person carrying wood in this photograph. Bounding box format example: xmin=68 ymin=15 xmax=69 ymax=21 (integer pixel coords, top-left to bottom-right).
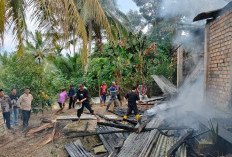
xmin=106 ymin=82 xmax=120 ymax=111
xmin=76 ymin=84 xmax=98 ymax=123
xmin=123 ymin=86 xmax=143 ymax=124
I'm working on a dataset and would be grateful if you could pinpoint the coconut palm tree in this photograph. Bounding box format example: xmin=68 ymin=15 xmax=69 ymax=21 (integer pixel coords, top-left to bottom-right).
xmin=75 ymin=0 xmax=128 ymax=72
xmin=0 ymin=0 xmax=128 ymax=72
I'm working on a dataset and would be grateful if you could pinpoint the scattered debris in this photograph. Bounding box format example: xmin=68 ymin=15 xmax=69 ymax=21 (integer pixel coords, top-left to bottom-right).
xmin=167 ymin=129 xmax=193 ymax=156
xmin=31 ymin=123 xmax=58 ymax=152
xmin=56 ymin=115 xmax=97 ymax=121
xmin=65 ymin=139 xmax=94 ymax=157
xmin=151 ymin=75 xmax=177 ymax=96
xmin=26 ymin=122 xmax=55 ymax=137
xmin=93 ymin=145 xmax=107 ymax=154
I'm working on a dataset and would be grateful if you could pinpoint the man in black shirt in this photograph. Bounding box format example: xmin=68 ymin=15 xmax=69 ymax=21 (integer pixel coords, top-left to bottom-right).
xmin=76 ymin=84 xmax=98 ymax=123
xmin=9 ymin=88 xmax=20 ymax=127
xmin=124 ymin=86 xmax=143 ymax=123
xmin=68 ymin=85 xmax=76 ymax=109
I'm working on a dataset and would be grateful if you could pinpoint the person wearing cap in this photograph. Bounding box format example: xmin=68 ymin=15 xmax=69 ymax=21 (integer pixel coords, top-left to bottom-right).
xmin=9 ymin=88 xmax=20 ymax=127
xmin=123 ymin=86 xmax=143 ymax=124
xmin=0 ymin=89 xmax=12 ymax=129
xmin=106 ymin=82 xmax=120 ymax=111
xmin=76 ymin=84 xmax=98 ymax=123
xmin=68 ymin=85 xmax=76 ymax=109
xmin=17 ymin=88 xmax=33 ymax=129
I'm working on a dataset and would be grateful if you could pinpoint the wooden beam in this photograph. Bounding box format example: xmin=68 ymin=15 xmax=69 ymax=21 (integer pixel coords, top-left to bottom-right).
xmin=204 ymin=23 xmax=210 ymax=102
xmin=177 ymin=45 xmax=184 ymax=88
xmin=167 ymin=130 xmax=193 ymax=156
xmin=97 ymin=122 xmax=136 ymax=131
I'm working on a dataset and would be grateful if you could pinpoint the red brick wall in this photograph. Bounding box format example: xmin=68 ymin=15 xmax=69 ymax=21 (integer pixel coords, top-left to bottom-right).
xmin=206 ymin=9 xmax=232 ymax=110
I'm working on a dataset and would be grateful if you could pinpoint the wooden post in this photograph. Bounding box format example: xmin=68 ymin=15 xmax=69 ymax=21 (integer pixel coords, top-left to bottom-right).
xmin=177 ymin=45 xmax=184 ymax=88
xmin=204 ymin=23 xmax=210 ymax=102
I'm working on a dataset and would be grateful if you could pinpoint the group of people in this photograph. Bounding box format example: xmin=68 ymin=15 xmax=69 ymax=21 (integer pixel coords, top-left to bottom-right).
xmin=0 ymin=82 xmax=148 ymax=130
xmin=57 ymin=84 xmax=98 ymax=123
xmin=57 ymin=81 xmax=148 ymax=123
xmin=0 ymin=88 xmax=33 ymax=130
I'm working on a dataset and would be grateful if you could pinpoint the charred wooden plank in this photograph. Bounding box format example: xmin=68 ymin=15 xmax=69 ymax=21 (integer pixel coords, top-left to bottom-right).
xmin=65 ymin=139 xmax=94 ymax=157
xmin=97 ymin=122 xmax=136 ymax=131
xmin=167 ymin=129 xmax=194 ymax=156
xmin=123 ymin=118 xmax=137 ymax=125
xmin=97 ymin=113 xmax=121 ymax=124
xmin=67 ymin=130 xmax=130 ymax=138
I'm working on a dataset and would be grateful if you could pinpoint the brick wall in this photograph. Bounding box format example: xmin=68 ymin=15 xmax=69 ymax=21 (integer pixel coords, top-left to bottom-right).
xmin=206 ymin=9 xmax=232 ymax=110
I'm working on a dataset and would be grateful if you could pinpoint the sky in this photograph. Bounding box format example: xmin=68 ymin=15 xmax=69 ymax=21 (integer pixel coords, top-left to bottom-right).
xmin=0 ymin=0 xmax=138 ymax=53
xmin=117 ymin=0 xmax=138 ymax=13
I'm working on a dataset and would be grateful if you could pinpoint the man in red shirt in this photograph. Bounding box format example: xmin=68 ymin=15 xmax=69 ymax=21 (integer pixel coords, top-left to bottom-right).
xmin=100 ymin=81 xmax=107 ymax=106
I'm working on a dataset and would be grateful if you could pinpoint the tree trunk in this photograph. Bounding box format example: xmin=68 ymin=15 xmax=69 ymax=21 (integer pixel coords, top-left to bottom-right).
xmin=84 ymin=19 xmax=92 ymax=74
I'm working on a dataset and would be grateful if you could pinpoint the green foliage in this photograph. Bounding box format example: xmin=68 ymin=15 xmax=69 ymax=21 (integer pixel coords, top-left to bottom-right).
xmin=0 ymin=53 xmax=55 ymax=110
xmin=209 ymin=120 xmax=219 ymax=144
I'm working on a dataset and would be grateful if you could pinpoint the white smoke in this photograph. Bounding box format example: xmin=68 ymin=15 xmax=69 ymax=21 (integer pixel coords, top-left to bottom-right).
xmin=160 ymin=0 xmax=228 ymax=24
xmin=159 ymin=0 xmax=228 ymax=52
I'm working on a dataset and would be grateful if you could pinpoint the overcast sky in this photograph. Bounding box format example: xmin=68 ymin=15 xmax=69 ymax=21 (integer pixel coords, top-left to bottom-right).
xmin=0 ymin=0 xmax=138 ymax=53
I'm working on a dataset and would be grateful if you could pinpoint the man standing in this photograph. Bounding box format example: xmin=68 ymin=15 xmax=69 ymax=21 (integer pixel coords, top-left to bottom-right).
xmin=9 ymin=88 xmax=20 ymax=127
xmin=106 ymin=82 xmax=120 ymax=111
xmin=76 ymin=84 xmax=98 ymax=123
xmin=17 ymin=88 xmax=33 ymax=129
xmin=100 ymin=81 xmax=107 ymax=106
xmin=123 ymin=86 xmax=143 ymax=124
xmin=115 ymin=81 xmax=122 ymax=106
xmin=68 ymin=85 xmax=76 ymax=109
xmin=137 ymin=83 xmax=148 ymax=100
xmin=0 ymin=89 xmax=11 ymax=129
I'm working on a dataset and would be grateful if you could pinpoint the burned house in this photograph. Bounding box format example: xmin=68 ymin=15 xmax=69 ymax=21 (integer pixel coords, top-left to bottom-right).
xmin=194 ymin=2 xmax=232 ymax=110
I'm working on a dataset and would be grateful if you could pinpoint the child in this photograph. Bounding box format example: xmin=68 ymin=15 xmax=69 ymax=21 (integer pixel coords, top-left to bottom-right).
xmin=57 ymin=89 xmax=68 ymax=114
xmin=123 ymin=86 xmax=143 ymax=123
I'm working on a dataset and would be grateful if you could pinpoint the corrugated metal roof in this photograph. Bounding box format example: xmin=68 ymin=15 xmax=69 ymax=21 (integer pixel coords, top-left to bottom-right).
xmin=193 ymin=1 xmax=232 ymax=22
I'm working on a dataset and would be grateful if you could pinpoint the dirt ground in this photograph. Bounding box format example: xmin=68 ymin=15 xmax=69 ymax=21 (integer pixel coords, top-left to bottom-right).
xmin=0 ymin=101 xmax=151 ymax=157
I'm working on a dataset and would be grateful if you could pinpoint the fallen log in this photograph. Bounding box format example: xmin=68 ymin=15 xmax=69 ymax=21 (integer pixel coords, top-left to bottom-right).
xmin=26 ymin=123 xmax=55 ymax=137
xmin=167 ymin=129 xmax=194 ymax=156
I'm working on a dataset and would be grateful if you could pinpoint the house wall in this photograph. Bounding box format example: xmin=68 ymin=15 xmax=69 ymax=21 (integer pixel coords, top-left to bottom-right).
xmin=205 ymin=9 xmax=232 ymax=110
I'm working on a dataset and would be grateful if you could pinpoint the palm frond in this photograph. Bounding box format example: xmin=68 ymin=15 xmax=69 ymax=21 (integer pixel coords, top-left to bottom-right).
xmin=77 ymin=0 xmax=113 ymax=41
xmin=30 ymin=0 xmax=88 ymax=70
xmin=0 ymin=0 xmax=6 ymax=46
xmin=6 ymin=0 xmax=28 ymax=55
xmin=105 ymin=10 xmax=128 ymax=39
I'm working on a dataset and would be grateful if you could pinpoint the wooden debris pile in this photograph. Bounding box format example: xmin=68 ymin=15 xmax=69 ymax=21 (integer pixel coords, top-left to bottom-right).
xmin=26 ymin=119 xmax=64 ymax=152
xmin=65 ymin=140 xmax=94 ymax=157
